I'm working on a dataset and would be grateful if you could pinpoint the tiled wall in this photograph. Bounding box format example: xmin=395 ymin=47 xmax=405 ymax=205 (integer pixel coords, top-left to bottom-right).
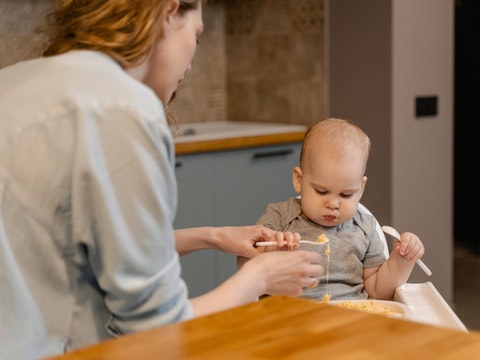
xmin=169 ymin=0 xmax=229 ymax=124
xmin=0 ymin=0 xmax=325 ymax=127
xmin=224 ymin=0 xmax=325 ymax=126
xmin=0 ymin=0 xmax=50 ymax=68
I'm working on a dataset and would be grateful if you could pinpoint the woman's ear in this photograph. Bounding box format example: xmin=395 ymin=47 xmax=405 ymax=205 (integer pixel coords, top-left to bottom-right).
xmin=292 ymin=166 xmax=303 ymax=193
xmin=163 ymin=0 xmax=181 ymax=30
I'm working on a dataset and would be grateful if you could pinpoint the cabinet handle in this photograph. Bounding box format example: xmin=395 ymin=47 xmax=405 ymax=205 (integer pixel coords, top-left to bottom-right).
xmin=252 ymin=149 xmax=293 ymax=159
xmin=175 ymin=160 xmax=183 ymax=169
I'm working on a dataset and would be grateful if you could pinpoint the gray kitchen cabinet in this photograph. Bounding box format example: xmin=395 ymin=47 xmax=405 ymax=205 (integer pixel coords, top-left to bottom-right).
xmin=174 ymin=142 xmax=302 ymax=297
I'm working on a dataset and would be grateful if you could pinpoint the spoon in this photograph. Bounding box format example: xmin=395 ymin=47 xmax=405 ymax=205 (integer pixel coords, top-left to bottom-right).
xmin=381 ymin=225 xmax=432 ymax=276
xmin=255 ymin=239 xmax=329 ymax=247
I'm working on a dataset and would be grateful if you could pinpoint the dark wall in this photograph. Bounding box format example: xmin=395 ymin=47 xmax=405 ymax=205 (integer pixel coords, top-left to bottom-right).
xmin=454 ymin=0 xmax=480 ymax=254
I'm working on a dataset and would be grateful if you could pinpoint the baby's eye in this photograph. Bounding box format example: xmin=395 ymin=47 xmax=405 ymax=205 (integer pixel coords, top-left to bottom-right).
xmin=315 ymin=189 xmax=327 ymax=195
xmin=340 ymin=193 xmax=354 ymax=198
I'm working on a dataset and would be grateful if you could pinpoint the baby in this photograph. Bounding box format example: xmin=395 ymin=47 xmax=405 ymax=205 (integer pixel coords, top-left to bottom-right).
xmin=241 ymin=118 xmax=426 ymax=301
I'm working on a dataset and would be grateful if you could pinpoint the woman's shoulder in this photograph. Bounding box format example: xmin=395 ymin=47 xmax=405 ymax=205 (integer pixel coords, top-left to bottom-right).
xmin=64 ymin=51 xmax=159 ymax=101
xmin=46 ymin=51 xmax=164 ymax=119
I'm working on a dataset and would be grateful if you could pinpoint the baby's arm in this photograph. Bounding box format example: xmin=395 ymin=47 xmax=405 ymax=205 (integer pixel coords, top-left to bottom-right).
xmin=364 ymin=232 xmax=424 ymax=299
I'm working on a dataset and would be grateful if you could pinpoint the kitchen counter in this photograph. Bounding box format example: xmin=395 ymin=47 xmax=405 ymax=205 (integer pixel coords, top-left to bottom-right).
xmin=173 ymin=121 xmax=306 ymax=155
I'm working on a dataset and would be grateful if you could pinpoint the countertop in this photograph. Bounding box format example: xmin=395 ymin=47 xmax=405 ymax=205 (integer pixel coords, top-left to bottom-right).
xmin=173 ymin=121 xmax=307 ymax=155
xmin=45 ymin=296 xmax=480 ymax=360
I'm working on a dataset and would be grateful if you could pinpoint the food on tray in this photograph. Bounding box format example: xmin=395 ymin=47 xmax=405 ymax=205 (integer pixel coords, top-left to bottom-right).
xmin=330 ymin=300 xmax=405 ymax=318
xmin=322 ymin=294 xmax=331 ymax=303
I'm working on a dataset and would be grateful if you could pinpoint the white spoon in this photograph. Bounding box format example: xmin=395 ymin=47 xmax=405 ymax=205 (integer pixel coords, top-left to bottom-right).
xmin=255 ymin=239 xmax=329 ymax=247
xmin=381 ymin=225 xmax=432 ymax=276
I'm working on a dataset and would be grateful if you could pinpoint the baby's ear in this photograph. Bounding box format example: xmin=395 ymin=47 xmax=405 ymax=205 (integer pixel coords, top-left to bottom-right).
xmin=292 ymin=166 xmax=303 ymax=193
xmin=359 ymin=176 xmax=368 ymax=196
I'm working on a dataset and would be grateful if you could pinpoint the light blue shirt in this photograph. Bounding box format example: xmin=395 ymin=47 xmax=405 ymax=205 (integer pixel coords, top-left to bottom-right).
xmin=0 ymin=50 xmax=194 ymax=359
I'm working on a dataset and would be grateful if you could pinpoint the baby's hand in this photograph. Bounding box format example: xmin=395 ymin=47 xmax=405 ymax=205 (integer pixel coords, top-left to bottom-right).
xmin=395 ymin=232 xmax=424 ymax=261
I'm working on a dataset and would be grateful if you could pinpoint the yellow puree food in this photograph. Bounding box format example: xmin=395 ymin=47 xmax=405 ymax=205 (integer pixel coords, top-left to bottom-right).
xmin=317 ymin=234 xmax=331 ymax=303
xmin=316 ymin=234 xmax=328 ymax=243
xmin=332 ymin=300 xmax=402 ymax=317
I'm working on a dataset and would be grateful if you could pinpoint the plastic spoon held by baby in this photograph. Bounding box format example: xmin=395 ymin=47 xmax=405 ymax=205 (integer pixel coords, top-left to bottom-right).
xmin=381 ymin=225 xmax=432 ymax=276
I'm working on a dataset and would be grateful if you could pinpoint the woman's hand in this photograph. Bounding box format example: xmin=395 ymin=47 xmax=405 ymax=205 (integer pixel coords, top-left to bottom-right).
xmin=245 ymin=250 xmax=324 ymax=296
xmin=190 ymin=249 xmax=324 ymax=317
xmin=261 ymin=230 xmax=301 ymax=252
xmin=237 ymin=228 xmax=300 ymax=270
xmin=210 ymin=225 xmax=300 ymax=259
xmin=175 ymin=225 xmax=299 ymax=259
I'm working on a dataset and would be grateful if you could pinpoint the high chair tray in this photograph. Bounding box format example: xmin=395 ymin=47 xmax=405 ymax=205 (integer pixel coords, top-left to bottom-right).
xmin=394 ymin=282 xmax=468 ymax=332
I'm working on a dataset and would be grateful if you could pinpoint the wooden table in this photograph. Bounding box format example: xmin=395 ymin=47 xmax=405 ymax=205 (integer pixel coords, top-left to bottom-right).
xmin=45 ymin=296 xmax=480 ymax=359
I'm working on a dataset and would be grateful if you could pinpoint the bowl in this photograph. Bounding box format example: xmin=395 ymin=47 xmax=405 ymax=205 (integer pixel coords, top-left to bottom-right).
xmin=327 ymin=299 xmax=412 ymax=319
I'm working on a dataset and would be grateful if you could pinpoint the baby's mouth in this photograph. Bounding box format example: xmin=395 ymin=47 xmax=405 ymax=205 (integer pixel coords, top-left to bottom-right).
xmin=324 ymin=215 xmax=338 ymax=222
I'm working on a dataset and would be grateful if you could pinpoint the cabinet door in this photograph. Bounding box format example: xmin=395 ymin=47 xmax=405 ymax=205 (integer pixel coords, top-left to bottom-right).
xmin=174 ymin=154 xmax=217 ymax=297
xmin=174 ymin=143 xmax=302 ymax=295
xmin=175 ymin=154 xmax=215 ymax=227
xmin=213 ymin=144 xmax=301 ymax=284
xmin=214 ymin=144 xmax=301 ymax=226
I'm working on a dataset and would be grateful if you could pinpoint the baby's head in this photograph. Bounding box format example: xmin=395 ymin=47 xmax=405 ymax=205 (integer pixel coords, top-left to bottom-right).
xmin=293 ymin=118 xmax=371 ymax=227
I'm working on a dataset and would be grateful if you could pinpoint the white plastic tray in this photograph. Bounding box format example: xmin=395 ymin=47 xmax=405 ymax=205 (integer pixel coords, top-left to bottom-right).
xmin=394 ymin=282 xmax=468 ymax=332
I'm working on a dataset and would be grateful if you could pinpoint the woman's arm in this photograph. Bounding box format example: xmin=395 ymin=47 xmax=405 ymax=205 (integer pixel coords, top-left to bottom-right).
xmin=189 ymin=249 xmax=324 ymax=317
xmin=174 ymin=225 xmax=297 ymax=258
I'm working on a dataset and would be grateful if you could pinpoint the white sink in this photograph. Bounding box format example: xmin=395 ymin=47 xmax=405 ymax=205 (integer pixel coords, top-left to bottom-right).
xmin=173 ymin=121 xmax=307 ymax=143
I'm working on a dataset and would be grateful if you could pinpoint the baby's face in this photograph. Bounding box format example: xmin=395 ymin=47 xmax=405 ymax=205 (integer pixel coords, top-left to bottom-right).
xmin=293 ymin=152 xmax=366 ymax=227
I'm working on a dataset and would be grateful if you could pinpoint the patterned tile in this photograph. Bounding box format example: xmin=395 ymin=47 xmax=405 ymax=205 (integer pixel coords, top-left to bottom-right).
xmin=0 ymin=0 xmax=50 ymax=68
xmin=0 ymin=0 xmax=325 ymax=127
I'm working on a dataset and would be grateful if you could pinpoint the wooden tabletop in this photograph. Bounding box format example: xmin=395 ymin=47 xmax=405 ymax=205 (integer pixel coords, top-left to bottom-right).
xmin=45 ymin=296 xmax=480 ymax=360
xmin=175 ymin=131 xmax=306 ymax=155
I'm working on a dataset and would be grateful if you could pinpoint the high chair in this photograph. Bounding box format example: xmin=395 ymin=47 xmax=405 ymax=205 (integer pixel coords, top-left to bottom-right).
xmin=357 ymin=203 xmax=389 ymax=258
xmin=357 ymin=203 xmax=467 ymax=332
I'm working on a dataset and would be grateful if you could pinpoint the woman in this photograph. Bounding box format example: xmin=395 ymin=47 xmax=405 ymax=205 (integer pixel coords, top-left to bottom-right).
xmin=0 ymin=1 xmax=323 ymax=358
